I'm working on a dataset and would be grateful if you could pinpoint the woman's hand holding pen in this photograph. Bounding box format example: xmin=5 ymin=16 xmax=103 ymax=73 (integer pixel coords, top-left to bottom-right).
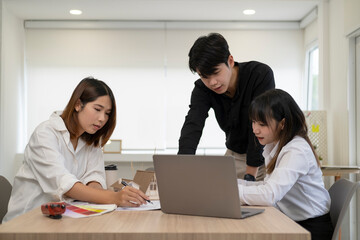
xmin=65 ymin=182 xmax=150 ymax=207
xmin=115 ymin=186 xmax=150 ymax=207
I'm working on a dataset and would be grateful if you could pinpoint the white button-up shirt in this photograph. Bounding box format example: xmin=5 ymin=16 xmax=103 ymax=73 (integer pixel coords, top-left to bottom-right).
xmin=238 ymin=136 xmax=330 ymax=221
xmin=4 ymin=112 xmax=106 ymax=222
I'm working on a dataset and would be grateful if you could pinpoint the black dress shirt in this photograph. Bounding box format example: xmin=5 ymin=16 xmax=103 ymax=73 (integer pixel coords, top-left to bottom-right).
xmin=178 ymin=61 xmax=275 ymax=167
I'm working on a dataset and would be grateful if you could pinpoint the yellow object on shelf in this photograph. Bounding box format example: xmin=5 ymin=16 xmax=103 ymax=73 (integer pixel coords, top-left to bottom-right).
xmin=303 ymin=111 xmax=327 ymax=163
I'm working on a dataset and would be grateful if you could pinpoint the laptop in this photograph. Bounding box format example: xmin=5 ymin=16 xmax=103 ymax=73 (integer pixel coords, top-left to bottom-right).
xmin=153 ymin=154 xmax=264 ymax=219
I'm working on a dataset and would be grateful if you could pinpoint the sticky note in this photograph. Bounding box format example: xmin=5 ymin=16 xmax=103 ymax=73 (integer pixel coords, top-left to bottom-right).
xmin=312 ymin=124 xmax=319 ymax=132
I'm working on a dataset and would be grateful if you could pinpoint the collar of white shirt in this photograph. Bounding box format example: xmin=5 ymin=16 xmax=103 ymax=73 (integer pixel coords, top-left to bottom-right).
xmin=49 ymin=111 xmax=86 ymax=153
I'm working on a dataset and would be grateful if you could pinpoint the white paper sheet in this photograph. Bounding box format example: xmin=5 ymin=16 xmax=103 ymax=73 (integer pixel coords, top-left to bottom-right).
xmin=116 ymin=200 xmax=161 ymax=211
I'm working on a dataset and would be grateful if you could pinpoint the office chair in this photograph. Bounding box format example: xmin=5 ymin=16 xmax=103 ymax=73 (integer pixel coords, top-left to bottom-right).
xmin=0 ymin=175 xmax=12 ymax=223
xmin=328 ymin=178 xmax=360 ymax=240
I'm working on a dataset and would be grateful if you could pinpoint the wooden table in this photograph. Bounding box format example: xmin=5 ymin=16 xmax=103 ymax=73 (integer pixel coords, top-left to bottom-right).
xmin=321 ymin=165 xmax=360 ymax=181
xmin=0 ymin=207 xmax=309 ymax=240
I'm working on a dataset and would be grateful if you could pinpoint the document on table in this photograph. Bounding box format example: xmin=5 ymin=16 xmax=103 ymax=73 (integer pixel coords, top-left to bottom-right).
xmin=116 ymin=200 xmax=161 ymax=211
xmin=63 ymin=202 xmax=117 ymax=218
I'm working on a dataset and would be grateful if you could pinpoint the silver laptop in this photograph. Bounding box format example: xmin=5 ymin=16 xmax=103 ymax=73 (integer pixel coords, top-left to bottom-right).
xmin=153 ymin=154 xmax=264 ymax=219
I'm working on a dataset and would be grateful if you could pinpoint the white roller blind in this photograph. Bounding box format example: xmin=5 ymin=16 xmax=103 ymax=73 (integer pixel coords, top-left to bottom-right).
xmin=25 ymin=28 xmax=303 ymax=151
xmin=26 ymin=29 xmax=168 ymax=150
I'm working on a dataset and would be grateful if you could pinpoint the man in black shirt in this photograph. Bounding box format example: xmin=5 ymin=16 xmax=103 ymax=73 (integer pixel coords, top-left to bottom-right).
xmin=178 ymin=33 xmax=275 ymax=181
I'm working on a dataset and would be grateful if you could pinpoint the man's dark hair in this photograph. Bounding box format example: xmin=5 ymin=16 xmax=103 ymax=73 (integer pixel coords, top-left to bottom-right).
xmin=188 ymin=33 xmax=230 ymax=78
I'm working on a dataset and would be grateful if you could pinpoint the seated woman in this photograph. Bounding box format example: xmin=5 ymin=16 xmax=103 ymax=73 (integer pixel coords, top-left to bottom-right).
xmin=238 ymin=89 xmax=333 ymax=240
xmin=4 ymin=77 xmax=149 ymax=222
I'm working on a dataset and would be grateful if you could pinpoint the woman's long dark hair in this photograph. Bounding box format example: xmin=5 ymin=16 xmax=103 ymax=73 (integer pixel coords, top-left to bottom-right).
xmin=61 ymin=77 xmax=116 ymax=147
xmin=249 ymin=89 xmax=319 ymax=174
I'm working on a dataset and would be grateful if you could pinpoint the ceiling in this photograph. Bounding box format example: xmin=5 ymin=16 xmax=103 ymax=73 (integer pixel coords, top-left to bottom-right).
xmin=4 ymin=0 xmax=318 ymax=22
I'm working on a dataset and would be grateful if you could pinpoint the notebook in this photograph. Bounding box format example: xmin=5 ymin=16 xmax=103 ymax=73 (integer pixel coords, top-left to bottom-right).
xmin=153 ymin=154 xmax=264 ymax=219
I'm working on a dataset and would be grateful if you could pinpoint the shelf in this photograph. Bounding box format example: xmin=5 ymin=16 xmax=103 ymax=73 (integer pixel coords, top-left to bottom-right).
xmin=104 ymin=148 xmax=227 ymax=162
xmin=104 ymin=153 xmax=153 ymax=162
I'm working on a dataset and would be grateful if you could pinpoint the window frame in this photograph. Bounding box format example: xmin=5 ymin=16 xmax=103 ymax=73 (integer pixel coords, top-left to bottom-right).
xmin=304 ymin=42 xmax=319 ymax=111
xmin=347 ymin=29 xmax=360 ymax=240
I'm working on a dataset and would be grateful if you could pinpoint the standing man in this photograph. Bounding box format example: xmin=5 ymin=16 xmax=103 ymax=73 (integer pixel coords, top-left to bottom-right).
xmin=178 ymin=33 xmax=275 ymax=181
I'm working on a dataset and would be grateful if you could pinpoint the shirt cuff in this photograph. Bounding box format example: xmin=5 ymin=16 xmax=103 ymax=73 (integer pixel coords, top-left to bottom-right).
xmin=238 ymin=184 xmax=246 ymax=205
xmin=83 ymin=174 xmax=106 ymax=189
xmin=56 ymin=175 xmax=80 ymax=201
xmin=237 ymin=179 xmax=247 ymax=185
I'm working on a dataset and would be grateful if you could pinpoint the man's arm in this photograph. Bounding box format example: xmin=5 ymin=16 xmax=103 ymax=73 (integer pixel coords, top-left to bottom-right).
xmin=245 ymin=166 xmax=258 ymax=177
xmin=245 ymin=126 xmax=264 ymax=180
xmin=178 ymin=81 xmax=211 ymax=154
xmin=245 ymin=63 xmax=275 ymax=179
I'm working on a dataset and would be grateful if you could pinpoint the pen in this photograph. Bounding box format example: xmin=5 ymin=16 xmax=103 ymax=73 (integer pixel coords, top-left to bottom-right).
xmin=121 ymin=180 xmax=153 ymax=205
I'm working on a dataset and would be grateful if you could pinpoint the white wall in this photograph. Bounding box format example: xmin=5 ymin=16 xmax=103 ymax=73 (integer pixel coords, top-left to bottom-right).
xmin=25 ymin=27 xmax=304 ymax=152
xmin=0 ymin=0 xmax=25 ymax=182
xmin=327 ymin=0 xmax=349 ymax=166
xmin=344 ymin=0 xmax=360 ymax=35
xmin=304 ymin=19 xmax=318 ymax=46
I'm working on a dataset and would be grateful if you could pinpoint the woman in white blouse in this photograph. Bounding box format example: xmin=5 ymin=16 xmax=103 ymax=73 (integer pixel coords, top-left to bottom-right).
xmin=238 ymin=89 xmax=333 ymax=240
xmin=4 ymin=77 xmax=149 ymax=222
